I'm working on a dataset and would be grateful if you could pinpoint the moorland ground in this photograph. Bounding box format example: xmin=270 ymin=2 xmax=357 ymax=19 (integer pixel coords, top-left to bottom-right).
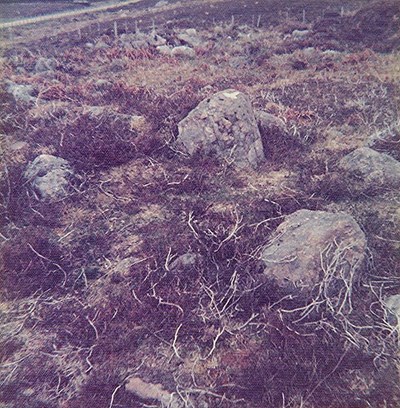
xmin=0 ymin=0 xmax=400 ymax=407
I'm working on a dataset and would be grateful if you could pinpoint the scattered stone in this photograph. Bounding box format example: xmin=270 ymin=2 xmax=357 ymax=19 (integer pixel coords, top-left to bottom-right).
xmin=34 ymin=57 xmax=57 ymax=74
xmin=322 ymin=49 xmax=341 ymax=56
xmin=125 ymin=377 xmax=182 ymax=408
xmin=171 ymin=45 xmax=196 ymax=58
xmin=261 ymin=210 xmax=367 ymax=294
xmin=24 ymin=154 xmax=73 ymax=201
xmin=169 ymin=252 xmax=202 ymax=272
xmin=176 ymin=89 xmax=265 ymax=168
xmin=255 ymin=111 xmax=287 ymax=138
xmin=176 ymin=28 xmax=203 ymax=47
xmin=384 ymin=294 xmax=400 ymax=328
xmin=339 ymin=147 xmax=400 ymax=191
xmin=154 ymin=0 xmax=169 ymax=7
xmin=109 ymin=59 xmax=127 ymax=72
xmin=6 ymin=81 xmax=36 ymax=103
xmin=130 ymin=114 xmax=150 ymax=133
xmin=156 ymin=45 xmax=173 ymax=56
xmin=94 ymin=79 xmax=111 ymax=90
xmin=303 ymin=46 xmax=316 ymax=55
xmin=292 ymin=29 xmax=310 ymax=38
xmin=94 ymin=40 xmax=109 ymax=49
xmin=121 ymin=31 xmax=167 ymax=48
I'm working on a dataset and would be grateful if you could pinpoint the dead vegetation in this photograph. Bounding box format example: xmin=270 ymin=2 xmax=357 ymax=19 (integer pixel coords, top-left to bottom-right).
xmin=1 ymin=1 xmax=400 ymax=407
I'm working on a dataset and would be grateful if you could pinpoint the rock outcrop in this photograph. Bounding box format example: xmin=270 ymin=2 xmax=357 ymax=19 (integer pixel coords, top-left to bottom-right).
xmin=24 ymin=154 xmax=73 ymax=201
xmin=176 ymin=89 xmax=265 ymax=168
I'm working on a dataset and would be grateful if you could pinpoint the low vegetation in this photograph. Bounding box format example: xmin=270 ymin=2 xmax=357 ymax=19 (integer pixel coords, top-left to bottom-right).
xmin=1 ymin=1 xmax=399 ymax=407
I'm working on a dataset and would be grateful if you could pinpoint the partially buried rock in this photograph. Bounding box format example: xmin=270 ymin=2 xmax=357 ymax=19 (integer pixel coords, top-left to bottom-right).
xmin=24 ymin=154 xmax=73 ymax=200
xmin=256 ymin=111 xmax=287 ymax=138
xmin=261 ymin=210 xmax=366 ymax=296
xmin=339 ymin=147 xmax=400 ymax=192
xmin=176 ymin=89 xmax=265 ymax=168
xmin=169 ymin=252 xmax=202 ymax=271
xmin=125 ymin=377 xmax=182 ymax=408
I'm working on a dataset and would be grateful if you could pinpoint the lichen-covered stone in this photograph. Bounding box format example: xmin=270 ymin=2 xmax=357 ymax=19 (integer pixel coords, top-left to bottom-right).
xmin=176 ymin=89 xmax=265 ymax=168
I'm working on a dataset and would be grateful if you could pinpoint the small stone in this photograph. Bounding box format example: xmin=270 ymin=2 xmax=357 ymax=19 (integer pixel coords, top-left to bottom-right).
xmin=384 ymin=294 xmax=400 ymax=327
xmin=176 ymin=28 xmax=203 ymax=47
xmin=155 ymin=0 xmax=169 ymax=7
xmin=125 ymin=377 xmax=182 ymax=408
xmin=292 ymin=29 xmax=310 ymax=38
xmin=34 ymin=57 xmax=57 ymax=74
xmin=156 ymin=45 xmax=173 ymax=56
xmin=169 ymin=252 xmax=202 ymax=271
xmin=24 ymin=154 xmax=73 ymax=201
xmin=171 ymin=46 xmax=196 ymax=58
xmin=94 ymin=40 xmax=109 ymax=49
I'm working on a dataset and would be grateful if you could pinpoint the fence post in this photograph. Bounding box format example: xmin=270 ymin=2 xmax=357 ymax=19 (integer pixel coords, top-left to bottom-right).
xmin=114 ymin=21 xmax=118 ymax=39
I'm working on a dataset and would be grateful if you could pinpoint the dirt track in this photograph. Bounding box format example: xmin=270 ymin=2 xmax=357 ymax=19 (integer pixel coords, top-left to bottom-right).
xmin=0 ymin=0 xmax=157 ymax=28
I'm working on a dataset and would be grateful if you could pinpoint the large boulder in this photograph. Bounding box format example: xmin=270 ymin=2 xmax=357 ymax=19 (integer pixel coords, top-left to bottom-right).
xmin=176 ymin=89 xmax=265 ymax=168
xmin=339 ymin=147 xmax=400 ymax=192
xmin=24 ymin=154 xmax=73 ymax=201
xmin=261 ymin=210 xmax=367 ymax=296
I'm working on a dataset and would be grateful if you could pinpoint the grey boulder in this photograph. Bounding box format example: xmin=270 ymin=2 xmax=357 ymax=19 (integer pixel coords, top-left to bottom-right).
xmin=24 ymin=154 xmax=73 ymax=200
xmin=261 ymin=210 xmax=366 ymax=294
xmin=176 ymin=89 xmax=265 ymax=168
xmin=339 ymin=147 xmax=400 ymax=191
